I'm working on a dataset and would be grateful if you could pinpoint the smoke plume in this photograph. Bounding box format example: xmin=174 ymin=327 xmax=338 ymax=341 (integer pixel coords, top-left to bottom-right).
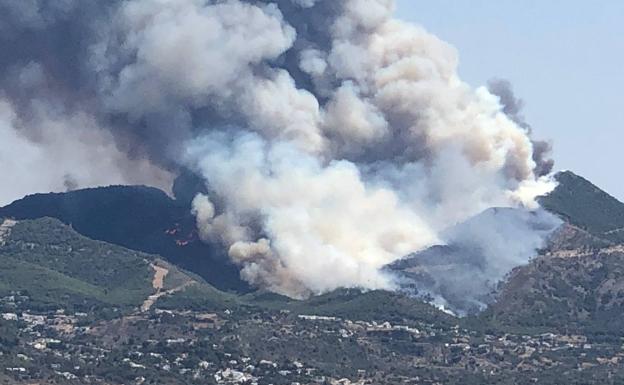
xmin=390 ymin=207 xmax=562 ymax=315
xmin=487 ymin=78 xmax=555 ymax=177
xmin=0 ymin=0 xmax=557 ymax=302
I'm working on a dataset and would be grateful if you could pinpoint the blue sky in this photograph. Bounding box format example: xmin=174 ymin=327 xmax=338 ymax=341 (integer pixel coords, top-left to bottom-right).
xmin=396 ymin=0 xmax=624 ymax=200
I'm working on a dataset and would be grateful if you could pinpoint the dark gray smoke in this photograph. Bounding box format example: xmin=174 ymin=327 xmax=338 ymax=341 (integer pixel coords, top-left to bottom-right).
xmin=0 ymin=0 xmax=171 ymax=204
xmin=0 ymin=0 xmax=557 ymax=303
xmin=487 ymin=78 xmax=555 ymax=177
xmin=0 ymin=1 xmax=554 ymax=191
xmin=0 ymin=1 xmax=353 ymax=202
xmin=62 ymin=174 xmax=78 ymax=192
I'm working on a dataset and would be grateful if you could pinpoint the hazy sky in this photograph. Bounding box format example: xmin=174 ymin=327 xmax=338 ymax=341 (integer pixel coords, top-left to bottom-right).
xmin=396 ymin=0 xmax=624 ymax=200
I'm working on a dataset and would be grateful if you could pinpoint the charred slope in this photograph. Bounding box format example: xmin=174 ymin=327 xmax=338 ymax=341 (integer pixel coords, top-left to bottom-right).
xmin=0 ymin=185 xmax=249 ymax=293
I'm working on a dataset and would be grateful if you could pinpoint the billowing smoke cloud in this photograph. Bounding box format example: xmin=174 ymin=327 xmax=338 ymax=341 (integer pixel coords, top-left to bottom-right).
xmin=187 ymin=132 xmax=439 ymax=296
xmin=488 ymin=78 xmax=555 ymax=177
xmin=0 ymin=0 xmax=557 ymax=303
xmin=0 ymin=0 xmax=172 ymax=204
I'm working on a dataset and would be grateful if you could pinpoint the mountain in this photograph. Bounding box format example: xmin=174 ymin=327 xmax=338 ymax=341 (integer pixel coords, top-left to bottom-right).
xmin=479 ymin=245 xmax=624 ymax=336
xmin=388 ymin=207 xmax=562 ymax=315
xmin=0 ymin=215 xmax=449 ymax=322
xmin=4 ymin=172 xmax=624 ymax=384
xmin=388 ymin=171 xmax=624 ymax=322
xmin=2 ymin=216 xmax=623 ymax=384
xmin=0 ymin=217 xmax=228 ymax=315
xmin=4 ymin=170 xmax=622 ymax=320
xmin=476 ymin=171 xmax=624 ymax=335
xmin=0 ymin=216 xmax=475 ymax=385
xmin=0 ymin=185 xmax=249 ymax=293
xmin=540 ymin=170 xmax=624 ymax=243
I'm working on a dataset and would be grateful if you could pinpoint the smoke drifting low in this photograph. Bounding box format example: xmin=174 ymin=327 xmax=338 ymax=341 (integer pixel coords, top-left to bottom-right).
xmin=0 ymin=0 xmax=557 ymax=304
xmin=390 ymin=208 xmax=562 ymax=315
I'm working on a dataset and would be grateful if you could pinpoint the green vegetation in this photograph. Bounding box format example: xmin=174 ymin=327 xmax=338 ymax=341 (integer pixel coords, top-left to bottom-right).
xmin=0 ymin=185 xmax=248 ymax=292
xmin=4 ymin=171 xmax=624 ymax=384
xmin=161 ymin=284 xmax=455 ymax=328
xmin=540 ymin=171 xmax=624 ymax=242
xmin=0 ymin=319 xmax=18 ymax=351
xmin=161 ymin=261 xmax=194 ymax=291
xmin=479 ymin=250 xmax=624 ymax=338
xmin=286 ymin=289 xmax=456 ymax=326
xmin=0 ymin=218 xmax=153 ymax=312
xmin=2 ymin=217 xmax=449 ymax=327
xmin=157 ymin=283 xmax=240 ymax=311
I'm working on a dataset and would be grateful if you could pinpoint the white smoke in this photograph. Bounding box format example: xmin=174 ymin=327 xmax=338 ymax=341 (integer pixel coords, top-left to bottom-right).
xmin=390 ymin=207 xmax=562 ymax=315
xmin=0 ymin=0 xmax=558 ymax=302
xmin=157 ymin=0 xmax=556 ymax=297
xmin=187 ymin=132 xmax=438 ymax=296
xmin=94 ymin=0 xmax=297 ymax=118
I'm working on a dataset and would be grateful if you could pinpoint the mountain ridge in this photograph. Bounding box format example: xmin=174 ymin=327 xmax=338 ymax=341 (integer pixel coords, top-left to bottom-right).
xmin=3 ymin=169 xmax=624 ymax=322
xmin=0 ymin=185 xmax=248 ymax=293
xmin=3 ymin=171 xmax=624 ymax=384
xmin=540 ymin=170 xmax=624 ymax=243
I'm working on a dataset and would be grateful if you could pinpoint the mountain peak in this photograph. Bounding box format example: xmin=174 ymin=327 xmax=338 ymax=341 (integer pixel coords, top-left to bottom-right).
xmin=540 ymin=171 xmax=624 ymax=242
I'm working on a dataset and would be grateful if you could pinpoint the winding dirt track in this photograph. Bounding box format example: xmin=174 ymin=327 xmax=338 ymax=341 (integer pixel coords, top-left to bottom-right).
xmin=140 ymin=263 xmax=193 ymax=312
xmin=0 ymin=220 xmax=190 ymax=314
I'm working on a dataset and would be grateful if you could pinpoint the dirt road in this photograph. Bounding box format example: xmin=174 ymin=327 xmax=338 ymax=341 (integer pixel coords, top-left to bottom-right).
xmin=140 ymin=263 xmax=193 ymax=312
